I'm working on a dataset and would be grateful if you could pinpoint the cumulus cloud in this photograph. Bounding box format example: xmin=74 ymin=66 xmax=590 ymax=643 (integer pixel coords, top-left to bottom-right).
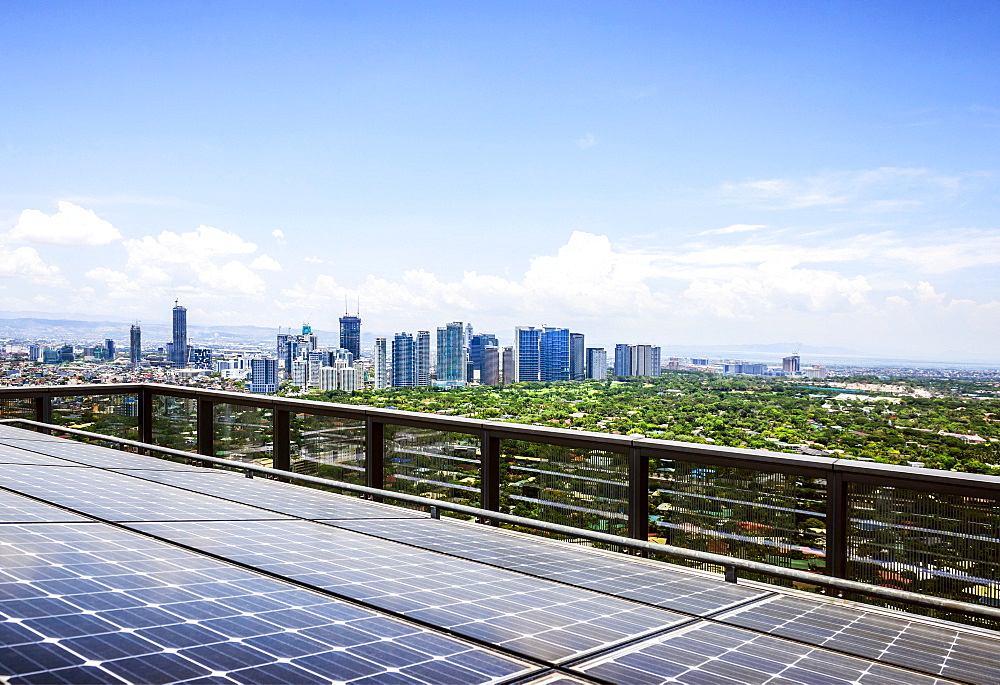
xmin=0 ymin=246 xmax=65 ymax=285
xmin=250 ymin=254 xmax=282 ymax=271
xmin=8 ymin=201 xmax=121 ymax=246
xmin=272 ymin=229 xmax=286 ymax=245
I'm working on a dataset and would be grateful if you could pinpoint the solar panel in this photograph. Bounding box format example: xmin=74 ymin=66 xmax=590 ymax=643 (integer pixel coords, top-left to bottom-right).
xmin=329 ymin=518 xmax=769 ymax=615
xmin=570 ymin=620 xmax=956 ymax=685
xmin=0 ymin=464 xmax=293 ymax=522
xmin=0 ymin=438 xmax=204 ymax=471
xmin=0 ymin=490 xmax=90 ymax=523
xmin=716 ymin=594 xmax=1000 ymax=684
xmin=0 ymin=425 xmax=65 ymax=441
xmin=0 ymin=443 xmax=85 ymax=467
xmin=127 ymin=519 xmax=688 ymax=663
xmin=0 ymin=522 xmax=539 ymax=684
xmin=118 ymin=468 xmax=426 ymax=520
xmin=518 ymin=671 xmax=602 ymax=684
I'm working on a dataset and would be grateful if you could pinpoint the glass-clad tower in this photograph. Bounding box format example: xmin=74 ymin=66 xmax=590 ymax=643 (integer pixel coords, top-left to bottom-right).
xmin=171 ymin=301 xmax=187 ymax=368
xmin=436 ymin=322 xmax=465 ymax=384
xmin=392 ymin=333 xmax=415 ymax=387
xmin=415 ymin=331 xmax=431 ymax=386
xmin=569 ymin=332 xmax=585 ymax=381
xmin=339 ymin=313 xmax=361 ymax=360
xmin=540 ymin=327 xmax=570 ymax=382
xmin=514 ymin=327 xmax=541 ymax=382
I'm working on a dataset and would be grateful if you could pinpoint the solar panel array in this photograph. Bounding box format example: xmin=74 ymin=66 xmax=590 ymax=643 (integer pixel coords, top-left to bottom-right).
xmin=0 ymin=427 xmax=995 ymax=684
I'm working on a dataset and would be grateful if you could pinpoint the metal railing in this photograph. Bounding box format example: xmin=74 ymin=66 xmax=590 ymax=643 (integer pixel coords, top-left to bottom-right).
xmin=0 ymin=382 xmax=998 ymax=623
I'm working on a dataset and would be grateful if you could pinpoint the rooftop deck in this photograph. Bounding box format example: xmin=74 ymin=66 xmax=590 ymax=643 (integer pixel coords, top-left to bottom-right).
xmin=0 ymin=426 xmax=997 ymax=684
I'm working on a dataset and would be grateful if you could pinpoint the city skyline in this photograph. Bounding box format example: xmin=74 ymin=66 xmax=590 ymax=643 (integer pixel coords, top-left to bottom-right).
xmin=0 ymin=3 xmax=997 ymax=359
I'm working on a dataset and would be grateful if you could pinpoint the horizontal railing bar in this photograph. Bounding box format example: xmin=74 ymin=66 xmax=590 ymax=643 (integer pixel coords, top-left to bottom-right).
xmin=3 ymin=416 xmax=999 ymax=623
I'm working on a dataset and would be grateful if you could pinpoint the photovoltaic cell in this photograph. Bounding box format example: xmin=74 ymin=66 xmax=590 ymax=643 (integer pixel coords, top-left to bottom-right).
xmin=0 ymin=439 xmax=204 ymax=471
xmin=0 ymin=490 xmax=89 ymax=523
xmin=0 ymin=425 xmax=65 ymax=441
xmin=715 ymin=594 xmax=1000 ymax=685
xmin=127 ymin=519 xmax=687 ymax=663
xmin=329 ymin=518 xmax=768 ymax=615
xmin=0 ymin=443 xmax=85 ymax=467
xmin=118 ymin=468 xmax=426 ymax=520
xmin=0 ymin=523 xmax=539 ymax=684
xmin=570 ymin=621 xmax=958 ymax=685
xmin=0 ymin=464 xmax=293 ymax=522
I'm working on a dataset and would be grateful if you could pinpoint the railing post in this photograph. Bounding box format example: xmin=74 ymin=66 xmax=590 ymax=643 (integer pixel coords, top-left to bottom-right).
xmin=826 ymin=470 xmax=849 ymax=584
xmin=273 ymin=409 xmax=291 ymax=472
xmin=480 ymin=429 xmax=501 ymax=524
xmin=365 ymin=418 xmax=385 ymax=497
xmin=197 ymin=398 xmax=215 ymax=457
xmin=35 ymin=395 xmax=52 ymax=424
xmin=138 ymin=388 xmax=153 ymax=445
xmin=628 ymin=446 xmax=649 ymax=552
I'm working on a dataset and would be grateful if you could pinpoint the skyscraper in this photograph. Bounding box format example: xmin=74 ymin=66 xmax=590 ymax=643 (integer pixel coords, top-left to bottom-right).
xmin=436 ymin=322 xmax=465 ymax=384
xmin=481 ymin=345 xmax=500 ymax=386
xmin=415 ymin=331 xmax=431 ymax=386
xmin=614 ymin=343 xmax=631 ymax=377
xmin=586 ymin=348 xmax=607 ymax=379
xmin=129 ymin=325 xmax=141 ymax=368
xmin=540 ymin=327 xmax=570 ymax=382
xmin=783 ymin=354 xmax=801 ymax=374
xmin=249 ymin=358 xmax=278 ymax=394
xmin=469 ymin=334 xmax=499 ymax=377
xmin=629 ymin=345 xmax=660 ymax=377
xmin=171 ymin=301 xmax=187 ymax=368
xmin=339 ymin=310 xmax=361 ymax=360
xmin=374 ymin=337 xmax=388 ymax=389
xmin=569 ymin=333 xmax=585 ymax=381
xmin=104 ymin=338 xmax=115 ymax=362
xmin=392 ymin=333 xmax=415 ymax=387
xmin=501 ymin=346 xmax=514 ymax=385
xmin=514 ymin=327 xmax=541 ymax=382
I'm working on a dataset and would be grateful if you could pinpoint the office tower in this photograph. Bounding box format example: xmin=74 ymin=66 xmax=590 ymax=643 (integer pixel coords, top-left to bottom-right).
xmin=301 ymin=324 xmax=318 ymax=351
xmin=413 ymin=331 xmax=431 ymax=386
xmin=481 ymin=345 xmax=500 ymax=386
xmin=171 ymin=301 xmax=187 ymax=367
xmin=469 ymin=334 xmax=499 ymax=376
xmin=374 ymin=337 xmax=388 ymax=389
xmin=501 ymin=346 xmax=514 ymax=385
xmin=630 ymin=345 xmax=660 ymax=377
xmin=586 ymin=348 xmax=607 ymax=379
xmin=104 ymin=339 xmax=115 ymax=361
xmin=189 ymin=348 xmax=213 ymax=370
xmin=465 ymin=322 xmax=474 ymax=349
xmin=307 ymin=350 xmax=329 ymax=388
xmin=514 ymin=326 xmax=541 ymax=382
xmin=249 ymin=358 xmax=278 ymax=394
xmin=392 ymin=333 xmax=416 ymax=387
xmin=540 ymin=327 xmax=570 ymax=382
xmin=436 ymin=322 xmax=465 ymax=384
xmin=782 ymin=354 xmax=801 ymax=374
xmin=339 ymin=310 xmax=361 ymax=360
xmin=276 ymin=331 xmax=291 ymax=372
xmin=569 ymin=333 xmax=585 ymax=381
xmin=28 ymin=344 xmax=40 ymax=362
xmin=129 ymin=325 xmax=141 ymax=367
xmin=614 ymin=343 xmax=631 ymax=377
xmin=291 ymin=359 xmax=309 ymax=387
xmin=59 ymin=344 xmax=74 ymax=362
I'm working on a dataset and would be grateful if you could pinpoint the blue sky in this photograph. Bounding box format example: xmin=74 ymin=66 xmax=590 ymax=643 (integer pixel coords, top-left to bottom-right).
xmin=1 ymin=1 xmax=998 ymax=359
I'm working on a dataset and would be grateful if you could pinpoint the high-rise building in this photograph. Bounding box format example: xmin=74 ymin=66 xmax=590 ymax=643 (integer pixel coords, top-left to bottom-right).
xmin=629 ymin=345 xmax=661 ymax=377
xmin=586 ymin=348 xmax=607 ymax=379
xmin=28 ymin=344 xmax=41 ymax=362
xmin=104 ymin=339 xmax=115 ymax=362
xmin=514 ymin=327 xmax=541 ymax=382
xmin=301 ymin=324 xmax=318 ymax=352
xmin=59 ymin=344 xmax=74 ymax=362
xmin=339 ymin=311 xmax=361 ymax=360
xmin=436 ymin=322 xmax=465 ymax=384
xmin=189 ymin=348 xmax=213 ymax=370
xmin=249 ymin=358 xmax=278 ymax=394
xmin=464 ymin=322 xmax=474 ymax=349
xmin=129 ymin=325 xmax=141 ymax=368
xmin=392 ymin=333 xmax=415 ymax=387
xmin=481 ymin=345 xmax=500 ymax=386
xmin=469 ymin=334 xmax=499 ymax=377
xmin=415 ymin=331 xmax=431 ymax=386
xmin=540 ymin=327 xmax=570 ymax=382
xmin=782 ymin=354 xmax=801 ymax=374
xmin=569 ymin=333 xmax=585 ymax=381
xmin=171 ymin=301 xmax=187 ymax=368
xmin=614 ymin=343 xmax=631 ymax=377
xmin=373 ymin=338 xmax=388 ymax=389
xmin=501 ymin=346 xmax=514 ymax=385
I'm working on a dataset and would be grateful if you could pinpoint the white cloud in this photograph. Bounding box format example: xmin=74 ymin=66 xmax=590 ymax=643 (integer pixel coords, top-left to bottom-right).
xmin=576 ymin=133 xmax=596 ymax=149
xmin=250 ymin=254 xmax=282 ymax=271
xmin=303 ymin=256 xmax=324 ymax=264
xmin=124 ymin=225 xmax=256 ymax=267
xmin=272 ymin=229 xmax=286 ymax=245
xmin=698 ymin=224 xmax=766 ymax=236
xmin=8 ymin=201 xmax=121 ymax=246
xmin=0 ymin=246 xmax=65 ymax=285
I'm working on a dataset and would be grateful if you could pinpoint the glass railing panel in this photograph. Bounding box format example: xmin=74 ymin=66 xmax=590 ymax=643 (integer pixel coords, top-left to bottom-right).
xmin=151 ymin=394 xmax=198 ymax=452
xmin=49 ymin=393 xmax=139 ymax=442
xmin=290 ymin=413 xmax=366 ymax=486
xmin=649 ymin=458 xmax=827 ymax=579
xmin=500 ymin=440 xmax=629 ymax=539
xmin=0 ymin=397 xmax=35 ymax=420
xmin=213 ymin=403 xmax=273 ymax=467
xmin=847 ymin=482 xmax=999 ymax=626
xmin=383 ymin=425 xmax=481 ymax=511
